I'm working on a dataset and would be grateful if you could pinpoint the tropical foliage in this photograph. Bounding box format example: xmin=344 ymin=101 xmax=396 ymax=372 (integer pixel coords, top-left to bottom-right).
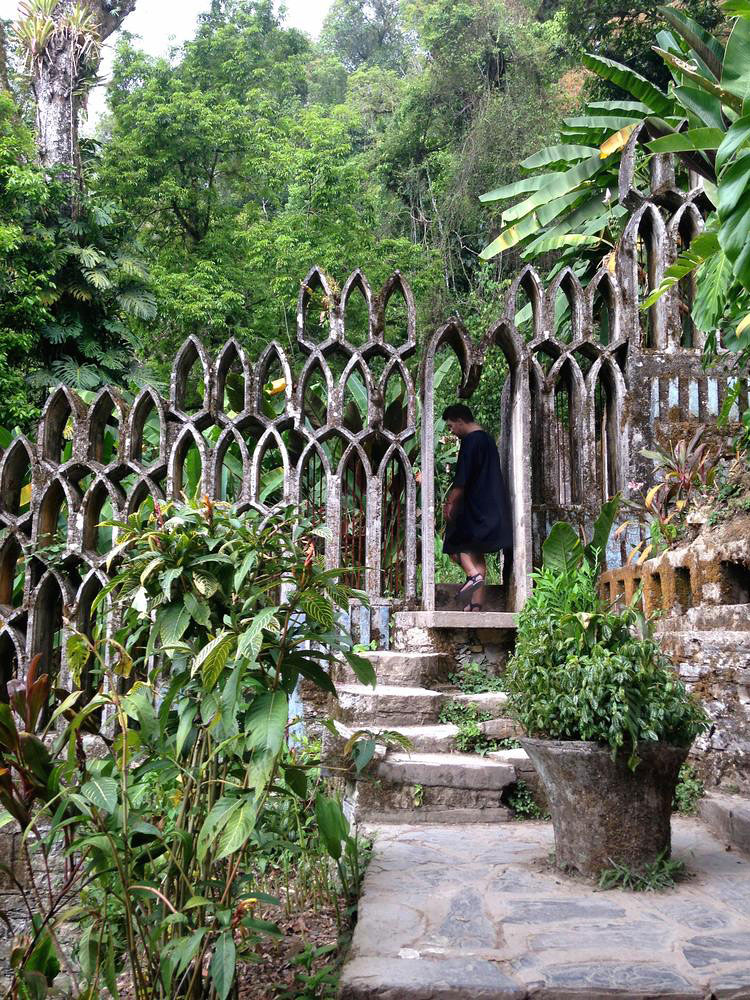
xmin=1 ymin=497 xmax=374 ymax=998
xmin=507 ymin=503 xmax=710 ymax=768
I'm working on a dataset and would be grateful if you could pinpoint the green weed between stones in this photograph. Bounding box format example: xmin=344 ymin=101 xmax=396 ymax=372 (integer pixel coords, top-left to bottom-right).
xmin=673 ymin=763 xmax=705 ymax=814
xmin=438 ymin=700 xmax=500 ymax=755
xmin=507 ymin=779 xmax=549 ymax=820
xmin=598 ymin=852 xmax=687 ymax=892
xmin=447 ymin=660 xmax=507 ymax=694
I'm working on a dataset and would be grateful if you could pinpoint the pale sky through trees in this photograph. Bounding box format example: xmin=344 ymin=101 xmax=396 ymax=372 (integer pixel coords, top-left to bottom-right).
xmin=0 ymin=0 xmax=333 ymax=122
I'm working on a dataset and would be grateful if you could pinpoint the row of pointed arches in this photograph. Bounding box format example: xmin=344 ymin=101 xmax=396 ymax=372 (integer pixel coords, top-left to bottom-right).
xmin=506 ymin=195 xmax=705 ymax=353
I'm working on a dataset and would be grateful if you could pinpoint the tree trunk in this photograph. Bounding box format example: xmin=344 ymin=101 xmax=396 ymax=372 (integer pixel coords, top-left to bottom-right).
xmin=30 ymin=0 xmax=137 ymax=174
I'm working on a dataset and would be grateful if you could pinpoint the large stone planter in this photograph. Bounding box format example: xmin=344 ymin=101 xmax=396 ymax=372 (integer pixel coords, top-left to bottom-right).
xmin=521 ymin=738 xmax=689 ymax=876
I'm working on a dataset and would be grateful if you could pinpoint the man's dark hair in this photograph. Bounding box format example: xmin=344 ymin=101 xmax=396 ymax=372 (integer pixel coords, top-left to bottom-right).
xmin=442 ymin=403 xmax=474 ymax=423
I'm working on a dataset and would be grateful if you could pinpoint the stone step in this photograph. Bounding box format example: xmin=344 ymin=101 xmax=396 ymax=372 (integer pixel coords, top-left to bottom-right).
xmin=394 ymin=610 xmax=517 ymax=630
xmin=375 ymin=752 xmax=516 ymax=790
xmin=454 ymin=691 xmax=509 ymax=715
xmin=337 ymin=685 xmax=445 ymax=726
xmin=361 ymin=806 xmax=512 ymax=825
xmin=699 ymin=792 xmax=750 ymax=856
xmin=348 ymin=751 xmax=515 ymax=823
xmin=678 ymin=606 xmax=750 ymax=632
xmin=334 ymin=651 xmax=451 ymax=688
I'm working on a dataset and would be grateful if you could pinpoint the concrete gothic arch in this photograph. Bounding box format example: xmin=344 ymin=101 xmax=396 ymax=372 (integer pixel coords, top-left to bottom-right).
xmin=0 ymin=160 xmax=740 ymax=685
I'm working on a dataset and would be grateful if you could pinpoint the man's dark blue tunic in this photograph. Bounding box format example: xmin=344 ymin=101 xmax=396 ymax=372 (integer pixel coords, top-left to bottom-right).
xmin=443 ymin=430 xmax=512 ymax=555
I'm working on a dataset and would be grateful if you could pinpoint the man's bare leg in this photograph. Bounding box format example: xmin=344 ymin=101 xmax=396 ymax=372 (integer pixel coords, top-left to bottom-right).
xmin=458 ymin=551 xmax=486 ymax=609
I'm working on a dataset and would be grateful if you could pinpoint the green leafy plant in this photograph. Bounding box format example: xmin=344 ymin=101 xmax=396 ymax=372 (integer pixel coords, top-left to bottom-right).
xmin=438 ymin=700 xmax=503 ymax=755
xmin=506 ymin=779 xmax=549 ymax=820
xmin=447 ymin=660 xmax=507 ymax=694
xmin=620 ymin=427 xmax=720 ymax=560
xmin=3 ymin=497 xmax=375 ymax=999
xmin=507 ymin=502 xmax=710 ymax=769
xmin=673 ymin=762 xmax=705 ymax=813
xmin=598 ymin=851 xmax=687 ymax=891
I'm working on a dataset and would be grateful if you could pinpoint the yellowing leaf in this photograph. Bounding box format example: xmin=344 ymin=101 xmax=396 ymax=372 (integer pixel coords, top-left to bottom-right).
xmin=644 ymin=483 xmax=664 ymax=509
xmin=20 ymin=484 xmax=32 ymax=507
xmin=266 ymin=378 xmax=287 ymax=396
xmin=638 ymin=544 xmax=654 ymax=565
xmin=627 ymin=543 xmax=643 ymax=565
xmin=738 ymin=313 xmax=750 ymax=335
xmin=600 ymin=124 xmax=636 ymax=159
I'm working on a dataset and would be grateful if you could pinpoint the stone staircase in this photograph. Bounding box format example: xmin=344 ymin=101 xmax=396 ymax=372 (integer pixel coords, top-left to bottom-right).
xmin=330 ymin=625 xmax=531 ymax=824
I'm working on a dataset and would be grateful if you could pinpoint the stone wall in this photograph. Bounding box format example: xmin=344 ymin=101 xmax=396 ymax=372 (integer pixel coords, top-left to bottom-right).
xmin=601 ymin=525 xmax=750 ymax=791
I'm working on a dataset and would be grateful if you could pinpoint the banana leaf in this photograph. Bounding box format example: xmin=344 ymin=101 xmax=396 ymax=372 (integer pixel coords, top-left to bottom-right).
xmin=717 ymin=115 xmax=750 ymax=173
xmin=674 ymin=85 xmax=725 ymax=130
xmin=659 ymin=6 xmax=725 ymax=79
xmin=480 ymin=174 xmax=548 ymax=204
xmin=520 ymin=145 xmax=597 ymax=170
xmin=582 ymin=53 xmax=674 ymax=115
xmin=656 ymin=48 xmax=744 ymax=113
xmin=721 ymin=14 xmax=750 ymax=105
xmin=717 ymin=152 xmax=750 ymax=292
xmin=501 ymin=156 xmax=604 ymax=225
xmin=647 ymin=127 xmax=724 ymax=152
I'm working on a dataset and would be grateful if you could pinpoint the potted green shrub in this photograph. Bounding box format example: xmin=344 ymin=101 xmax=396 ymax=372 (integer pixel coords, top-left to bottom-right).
xmin=507 ymin=499 xmax=709 ymax=877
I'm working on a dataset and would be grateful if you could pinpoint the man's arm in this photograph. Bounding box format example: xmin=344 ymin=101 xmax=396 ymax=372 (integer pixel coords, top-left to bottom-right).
xmin=443 ymin=485 xmax=464 ymax=523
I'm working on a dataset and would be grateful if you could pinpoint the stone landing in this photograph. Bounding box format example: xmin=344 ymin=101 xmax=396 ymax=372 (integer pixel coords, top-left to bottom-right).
xmin=339 ymin=817 xmax=750 ymax=999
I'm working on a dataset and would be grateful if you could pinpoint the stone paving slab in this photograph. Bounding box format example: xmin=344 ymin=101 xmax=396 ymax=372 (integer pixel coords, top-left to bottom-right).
xmin=339 ymin=818 xmax=750 ymax=1000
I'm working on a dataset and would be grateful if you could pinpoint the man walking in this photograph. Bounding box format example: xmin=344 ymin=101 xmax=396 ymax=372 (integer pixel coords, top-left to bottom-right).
xmin=441 ymin=403 xmax=512 ymax=611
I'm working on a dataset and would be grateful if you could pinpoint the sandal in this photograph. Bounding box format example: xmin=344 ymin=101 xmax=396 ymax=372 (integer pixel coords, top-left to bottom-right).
xmin=464 ymin=602 xmax=483 ymax=613
xmin=457 ymin=573 xmax=485 ymax=605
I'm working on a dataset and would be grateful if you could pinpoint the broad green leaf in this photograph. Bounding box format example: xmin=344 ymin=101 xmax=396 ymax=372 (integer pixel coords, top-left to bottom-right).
xmin=160 ymin=929 xmax=206 ymax=995
xmin=210 ymin=933 xmax=236 ymax=1000
xmin=641 ymin=232 xmax=720 ymax=308
xmin=717 ymin=152 xmax=750 ymax=292
xmin=246 ymin=690 xmax=288 ymax=754
xmin=345 ymin=650 xmax=376 ymax=687
xmin=585 ymin=494 xmax=621 ymax=571
xmin=299 ymin=590 xmax=334 ymax=628
xmin=479 ymin=174 xmax=548 ymax=203
xmin=563 ymin=114 xmax=644 ymax=131
xmin=722 ymin=14 xmax=750 ymax=104
xmin=589 ymin=100 xmax=652 ymax=114
xmin=201 ymin=634 xmax=235 ymax=691
xmin=481 ymin=190 xmax=590 ymax=259
xmin=655 ymin=48 xmax=744 ymax=113
xmin=283 ymin=764 xmax=308 ymax=798
xmin=582 ymin=53 xmax=674 ymax=115
xmin=521 ymin=233 xmax=602 ymax=254
xmin=175 ymin=703 xmax=197 ymax=757
xmin=216 ymin=800 xmax=255 ymax=860
xmin=717 ymin=115 xmax=750 ymax=173
xmin=197 ymin=798 xmax=241 ymax=863
xmin=194 ymin=631 xmax=229 ymax=669
xmin=674 ymin=85 xmax=725 ymax=130
xmin=723 ymin=0 xmax=750 ymax=17
xmin=501 ymin=156 xmax=603 ymax=226
xmin=159 ymin=603 xmax=191 ymax=647
xmin=542 ymin=522 xmax=583 ymax=574
xmin=184 ymin=590 xmax=210 ymax=627
xmin=693 ymin=244 xmax=736 ymax=327
xmin=520 ymin=145 xmax=597 ymax=170
xmin=658 ymin=5 xmax=724 ymax=79
xmin=315 ymin=794 xmax=349 ymax=861
xmin=647 ymin=127 xmax=724 ymax=153
xmin=81 ymin=776 xmax=118 ymax=814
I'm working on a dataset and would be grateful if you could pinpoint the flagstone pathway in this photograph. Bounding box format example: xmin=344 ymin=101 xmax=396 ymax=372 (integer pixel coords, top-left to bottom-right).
xmin=339 ymin=817 xmax=750 ymax=999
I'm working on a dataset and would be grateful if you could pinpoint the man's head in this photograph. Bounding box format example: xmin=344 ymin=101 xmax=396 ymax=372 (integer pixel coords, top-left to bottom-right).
xmin=442 ymin=403 xmax=475 ymax=438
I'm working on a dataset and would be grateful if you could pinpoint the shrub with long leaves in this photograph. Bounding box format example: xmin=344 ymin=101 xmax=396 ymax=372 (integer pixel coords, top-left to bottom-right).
xmin=506 ymin=506 xmax=709 ymax=769
xmin=2 ymin=496 xmax=375 ymax=1000
xmin=480 ymin=1 xmax=750 ymax=358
